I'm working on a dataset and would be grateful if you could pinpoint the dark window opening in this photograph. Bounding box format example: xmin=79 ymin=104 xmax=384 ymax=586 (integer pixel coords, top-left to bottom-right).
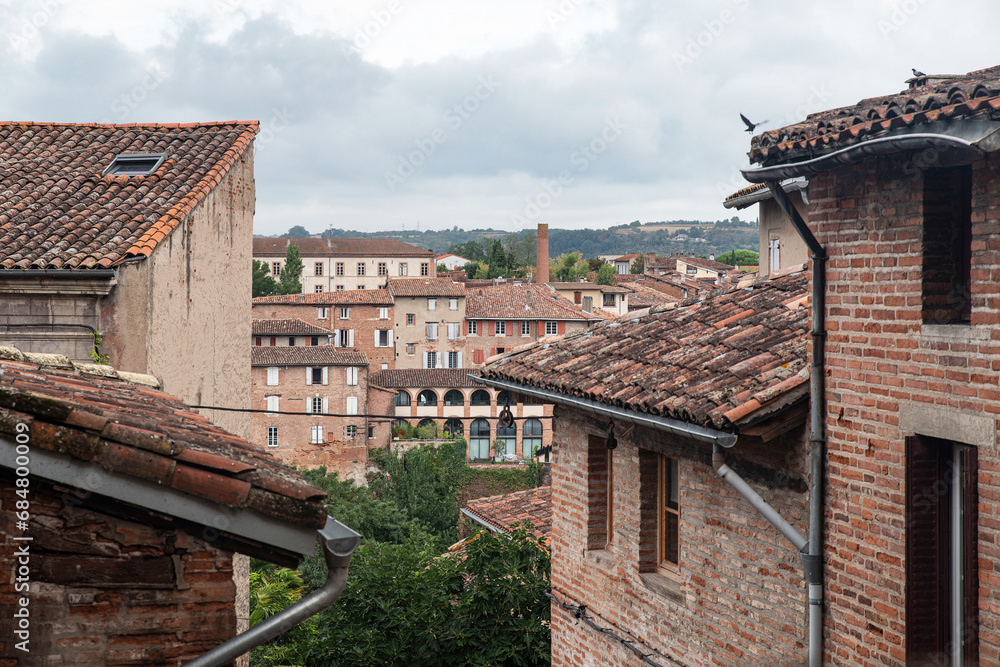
xmin=905 ymin=435 xmax=978 ymax=663
xmin=922 ymin=166 xmax=972 ymax=324
xmin=104 ymin=153 xmax=166 ymax=177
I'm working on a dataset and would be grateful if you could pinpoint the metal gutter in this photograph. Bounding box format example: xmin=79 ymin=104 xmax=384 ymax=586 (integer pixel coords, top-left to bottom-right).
xmin=472 ymin=375 xmax=738 ymax=448
xmin=723 ymin=178 xmax=808 ymax=210
xmin=460 ymin=508 xmax=503 ymax=534
xmin=185 ymin=517 xmax=361 ymax=667
xmin=0 ymin=269 xmax=118 ymax=278
xmin=742 ymin=132 xmax=983 ymax=182
xmin=0 ymin=439 xmax=318 ymax=557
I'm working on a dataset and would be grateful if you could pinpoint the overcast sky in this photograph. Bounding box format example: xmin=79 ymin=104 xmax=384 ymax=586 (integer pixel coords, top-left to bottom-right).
xmin=1 ymin=1 xmax=997 ymax=236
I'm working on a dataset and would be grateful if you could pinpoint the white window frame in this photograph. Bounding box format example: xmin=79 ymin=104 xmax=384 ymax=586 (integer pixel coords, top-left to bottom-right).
xmin=449 ymin=298 xmax=458 ymax=310
xmin=346 ymin=425 xmax=357 ymax=438
xmin=448 ymin=322 xmax=460 ymax=340
xmin=266 ymin=367 xmax=279 ymax=385
xmin=378 ymin=262 xmax=387 ymax=276
xmin=306 ymin=366 xmax=329 ymax=385
xmin=266 ymin=396 xmax=279 ymax=412
xmin=336 ymin=262 xmax=344 ymax=276
xmin=346 ymin=367 xmax=358 ymax=386
xmin=340 ymin=307 xmax=350 ymax=319
xmin=336 ymin=285 xmax=344 ymax=291
xmin=315 ymin=285 xmax=324 ymax=293
xmin=448 ymin=351 xmax=461 ymax=368
xmin=318 ymin=307 xmax=328 ymax=319
xmin=267 ymin=427 xmax=278 ymax=447
xmin=468 ymin=320 xmax=478 ymax=335
xmin=496 ymin=320 xmax=506 ymax=336
xmin=407 ymin=343 xmax=415 ymax=355
xmin=545 ymin=321 xmax=558 ymax=335
xmin=375 ymin=329 xmax=390 ymax=347
xmin=271 ymin=262 xmax=281 ymax=276
xmin=346 ymin=396 xmax=358 ymax=415
xmin=427 ymin=322 xmax=438 ymax=340
xmin=379 ymin=307 xmax=389 ymax=320
xmin=421 ymin=263 xmax=429 ymax=276
xmin=400 ymin=263 xmax=408 ymax=276
xmin=311 ymin=425 xmax=324 ymax=444
xmin=315 ymin=262 xmax=323 ymax=276
xmin=521 ymin=321 xmax=531 ymax=336
xmin=428 ymin=298 xmax=436 ymax=311
xmin=407 ymin=314 xmax=415 ymax=326
xmin=425 ymin=351 xmax=438 ymax=369
xmin=357 ymin=262 xmax=366 ymax=276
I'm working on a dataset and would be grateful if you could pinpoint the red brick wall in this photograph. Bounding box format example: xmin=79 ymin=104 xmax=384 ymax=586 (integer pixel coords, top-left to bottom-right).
xmin=0 ymin=477 xmax=236 ymax=666
xmin=810 ymin=154 xmax=1000 ymax=665
xmin=549 ymin=407 xmax=809 ymax=666
xmin=251 ymin=302 xmax=395 ymax=370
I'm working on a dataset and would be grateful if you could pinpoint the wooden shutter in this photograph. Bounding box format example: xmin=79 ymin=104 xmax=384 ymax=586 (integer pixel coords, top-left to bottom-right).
xmin=905 ymin=435 xmax=948 ymax=660
xmin=348 ymin=330 xmax=354 ymax=347
xmin=333 ymin=330 xmax=340 ymax=347
xmin=322 ymin=367 xmax=329 ymax=385
xmin=322 ymin=397 xmax=329 ymax=414
xmin=558 ymin=321 xmax=565 ymax=335
xmin=507 ymin=321 xmax=515 ymax=337
xmin=305 ymin=367 xmax=312 ymax=385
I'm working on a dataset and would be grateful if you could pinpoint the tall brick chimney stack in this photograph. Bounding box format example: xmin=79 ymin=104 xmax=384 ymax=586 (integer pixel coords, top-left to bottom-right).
xmin=536 ymin=223 xmax=549 ymax=283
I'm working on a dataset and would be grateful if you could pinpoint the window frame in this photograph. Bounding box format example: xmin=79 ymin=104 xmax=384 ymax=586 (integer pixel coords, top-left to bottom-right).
xmin=495 ymin=320 xmax=506 ymax=336
xmin=658 ymin=455 xmax=680 ymax=576
xmin=336 ymin=262 xmax=344 ymax=276
xmin=545 ymin=321 xmax=558 ymax=336
xmin=267 ymin=426 xmax=279 ymax=447
xmin=378 ymin=262 xmax=387 ymax=276
xmin=357 ymin=262 xmax=366 ymax=276
xmin=315 ymin=262 xmax=324 ymax=276
xmin=311 ymin=425 xmax=324 ymax=444
xmin=340 ymin=307 xmax=350 ymax=320
xmin=421 ymin=262 xmax=429 ymax=276
xmin=521 ymin=321 xmax=531 ymax=336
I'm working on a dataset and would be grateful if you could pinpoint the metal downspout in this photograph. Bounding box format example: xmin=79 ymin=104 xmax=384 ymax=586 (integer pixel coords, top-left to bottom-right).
xmin=184 ymin=518 xmax=361 ymax=667
xmin=765 ymin=181 xmax=827 ymax=667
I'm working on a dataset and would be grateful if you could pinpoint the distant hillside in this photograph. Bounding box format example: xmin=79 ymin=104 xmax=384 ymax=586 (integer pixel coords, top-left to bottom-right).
xmin=253 ymin=218 xmax=759 ymax=262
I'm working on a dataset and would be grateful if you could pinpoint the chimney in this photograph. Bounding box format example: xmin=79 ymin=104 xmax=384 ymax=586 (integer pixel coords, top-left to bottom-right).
xmin=536 ymin=223 xmax=549 ymax=283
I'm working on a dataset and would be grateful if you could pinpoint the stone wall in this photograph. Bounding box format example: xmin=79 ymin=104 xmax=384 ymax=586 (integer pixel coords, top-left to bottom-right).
xmin=0 ymin=477 xmax=237 ymax=666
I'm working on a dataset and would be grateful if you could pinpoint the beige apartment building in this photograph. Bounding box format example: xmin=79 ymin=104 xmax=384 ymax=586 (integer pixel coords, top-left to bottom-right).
xmin=386 ymin=278 xmax=469 ymax=369
xmin=253 ymin=237 xmax=436 ymax=293
xmin=545 ymin=282 xmax=631 ymax=317
xmin=723 ymin=180 xmax=810 ymax=276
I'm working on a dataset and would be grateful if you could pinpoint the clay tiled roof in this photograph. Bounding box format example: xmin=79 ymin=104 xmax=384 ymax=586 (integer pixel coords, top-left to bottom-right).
xmin=481 ymin=271 xmax=811 ymax=431
xmin=546 ymin=281 xmax=630 ymax=294
xmin=252 ymin=319 xmax=332 ymax=336
xmin=253 ymin=237 xmax=434 ymax=258
xmin=466 ymin=283 xmax=601 ymax=321
xmin=0 ymin=347 xmax=326 ymax=527
xmin=619 ymin=281 xmax=677 ymax=308
xmin=750 ymin=65 xmax=1000 ymax=166
xmin=613 ymin=254 xmax=640 ymax=262
xmin=676 ymin=256 xmax=734 ymax=272
xmin=0 ymin=122 xmax=258 ymax=270
xmin=252 ymin=289 xmax=394 ymax=306
xmin=723 ymin=179 xmax=809 ymax=210
xmin=370 ymin=368 xmax=482 ymax=389
xmin=644 ymin=255 xmax=677 ymax=270
xmin=386 ymin=278 xmax=466 ymax=297
xmin=464 ymin=486 xmax=551 ymax=541
xmin=251 ymin=347 xmax=367 ymax=366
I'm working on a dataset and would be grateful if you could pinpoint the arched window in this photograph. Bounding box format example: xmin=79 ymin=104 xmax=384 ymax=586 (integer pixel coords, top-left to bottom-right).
xmin=416 ymin=418 xmax=438 ymax=439
xmin=495 ymin=420 xmax=517 ymax=459
xmin=470 ymin=389 xmax=492 ymax=406
xmin=444 ymin=390 xmax=465 ymax=406
xmin=394 ymin=391 xmax=411 ymax=406
xmin=469 ymin=418 xmax=490 ymax=460
xmin=523 ymin=418 xmax=543 ymax=458
xmin=497 ymin=390 xmax=512 ymax=407
xmin=417 ymin=390 xmax=438 ymax=406
xmin=444 ymin=418 xmax=463 ymax=437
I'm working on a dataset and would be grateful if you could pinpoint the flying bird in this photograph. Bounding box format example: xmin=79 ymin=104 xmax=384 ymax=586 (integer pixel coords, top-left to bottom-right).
xmin=740 ymin=113 xmax=768 ymax=133
xmin=912 ymin=68 xmax=927 ymax=77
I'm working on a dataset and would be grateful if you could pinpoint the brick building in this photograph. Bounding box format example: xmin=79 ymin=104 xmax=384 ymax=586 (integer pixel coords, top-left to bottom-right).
xmin=742 ymin=65 xmax=1000 ymax=665
xmin=251 ymin=290 xmax=395 ymax=370
xmin=252 ymin=318 xmax=333 ymax=347
xmin=479 ymin=271 xmax=814 ymax=665
xmin=250 ymin=346 xmax=373 ymax=482
xmin=253 ymin=238 xmax=435 ymax=293
xmin=0 ymin=348 xmax=330 ymax=666
xmin=370 ymin=368 xmax=554 ymax=460
xmin=385 ymin=278 xmax=468 ymax=369
xmin=465 ymin=282 xmax=600 ymax=364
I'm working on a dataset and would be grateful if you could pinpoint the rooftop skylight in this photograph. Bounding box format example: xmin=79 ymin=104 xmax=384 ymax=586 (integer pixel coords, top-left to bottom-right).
xmin=103 ymin=153 xmax=165 ymax=177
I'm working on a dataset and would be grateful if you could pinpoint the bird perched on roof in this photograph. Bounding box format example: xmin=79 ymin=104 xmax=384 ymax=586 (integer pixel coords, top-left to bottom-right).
xmin=912 ymin=68 xmax=927 ymax=77
xmin=740 ymin=113 xmax=768 ymax=133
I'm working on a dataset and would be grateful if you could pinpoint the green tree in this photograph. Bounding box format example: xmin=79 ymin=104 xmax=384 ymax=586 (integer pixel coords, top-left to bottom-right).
xmin=448 ymin=240 xmax=487 ymax=263
xmin=630 ymin=254 xmax=645 ymax=274
xmin=279 ymin=244 xmax=303 ymax=294
xmin=283 ymin=225 xmax=311 ymax=238
xmin=437 ymin=263 xmax=449 ymax=273
xmin=550 ymin=251 xmax=583 ymax=282
xmin=715 ymin=250 xmax=759 ymax=267
xmin=252 ymin=260 xmax=280 ymax=298
xmin=587 ymin=257 xmax=606 ymax=273
xmin=486 ymin=239 xmax=510 ymax=279
xmin=596 ymin=263 xmax=615 ymax=285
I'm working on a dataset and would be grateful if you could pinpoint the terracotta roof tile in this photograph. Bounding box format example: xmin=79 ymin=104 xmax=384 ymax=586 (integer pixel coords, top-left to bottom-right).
xmin=465 ymin=283 xmax=601 ymax=321
xmin=252 ymin=289 xmax=394 ymax=306
xmin=386 ymin=278 xmax=466 ymax=297
xmin=618 ymin=281 xmax=677 ymax=308
xmin=370 ymin=368 xmax=482 ymax=389
xmin=252 ymin=319 xmax=333 ymax=336
xmin=0 ymin=122 xmax=258 ymax=270
xmin=546 ymin=281 xmax=630 ymax=294
xmin=750 ymin=66 xmax=1000 ymax=166
xmin=251 ymin=346 xmax=367 ymax=366
xmin=464 ymin=486 xmax=551 ymax=540
xmin=0 ymin=347 xmax=325 ymax=527
xmin=480 ymin=272 xmax=810 ymax=430
xmin=676 ymin=256 xmax=735 ymax=272
xmin=253 ymin=237 xmax=434 ymax=257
